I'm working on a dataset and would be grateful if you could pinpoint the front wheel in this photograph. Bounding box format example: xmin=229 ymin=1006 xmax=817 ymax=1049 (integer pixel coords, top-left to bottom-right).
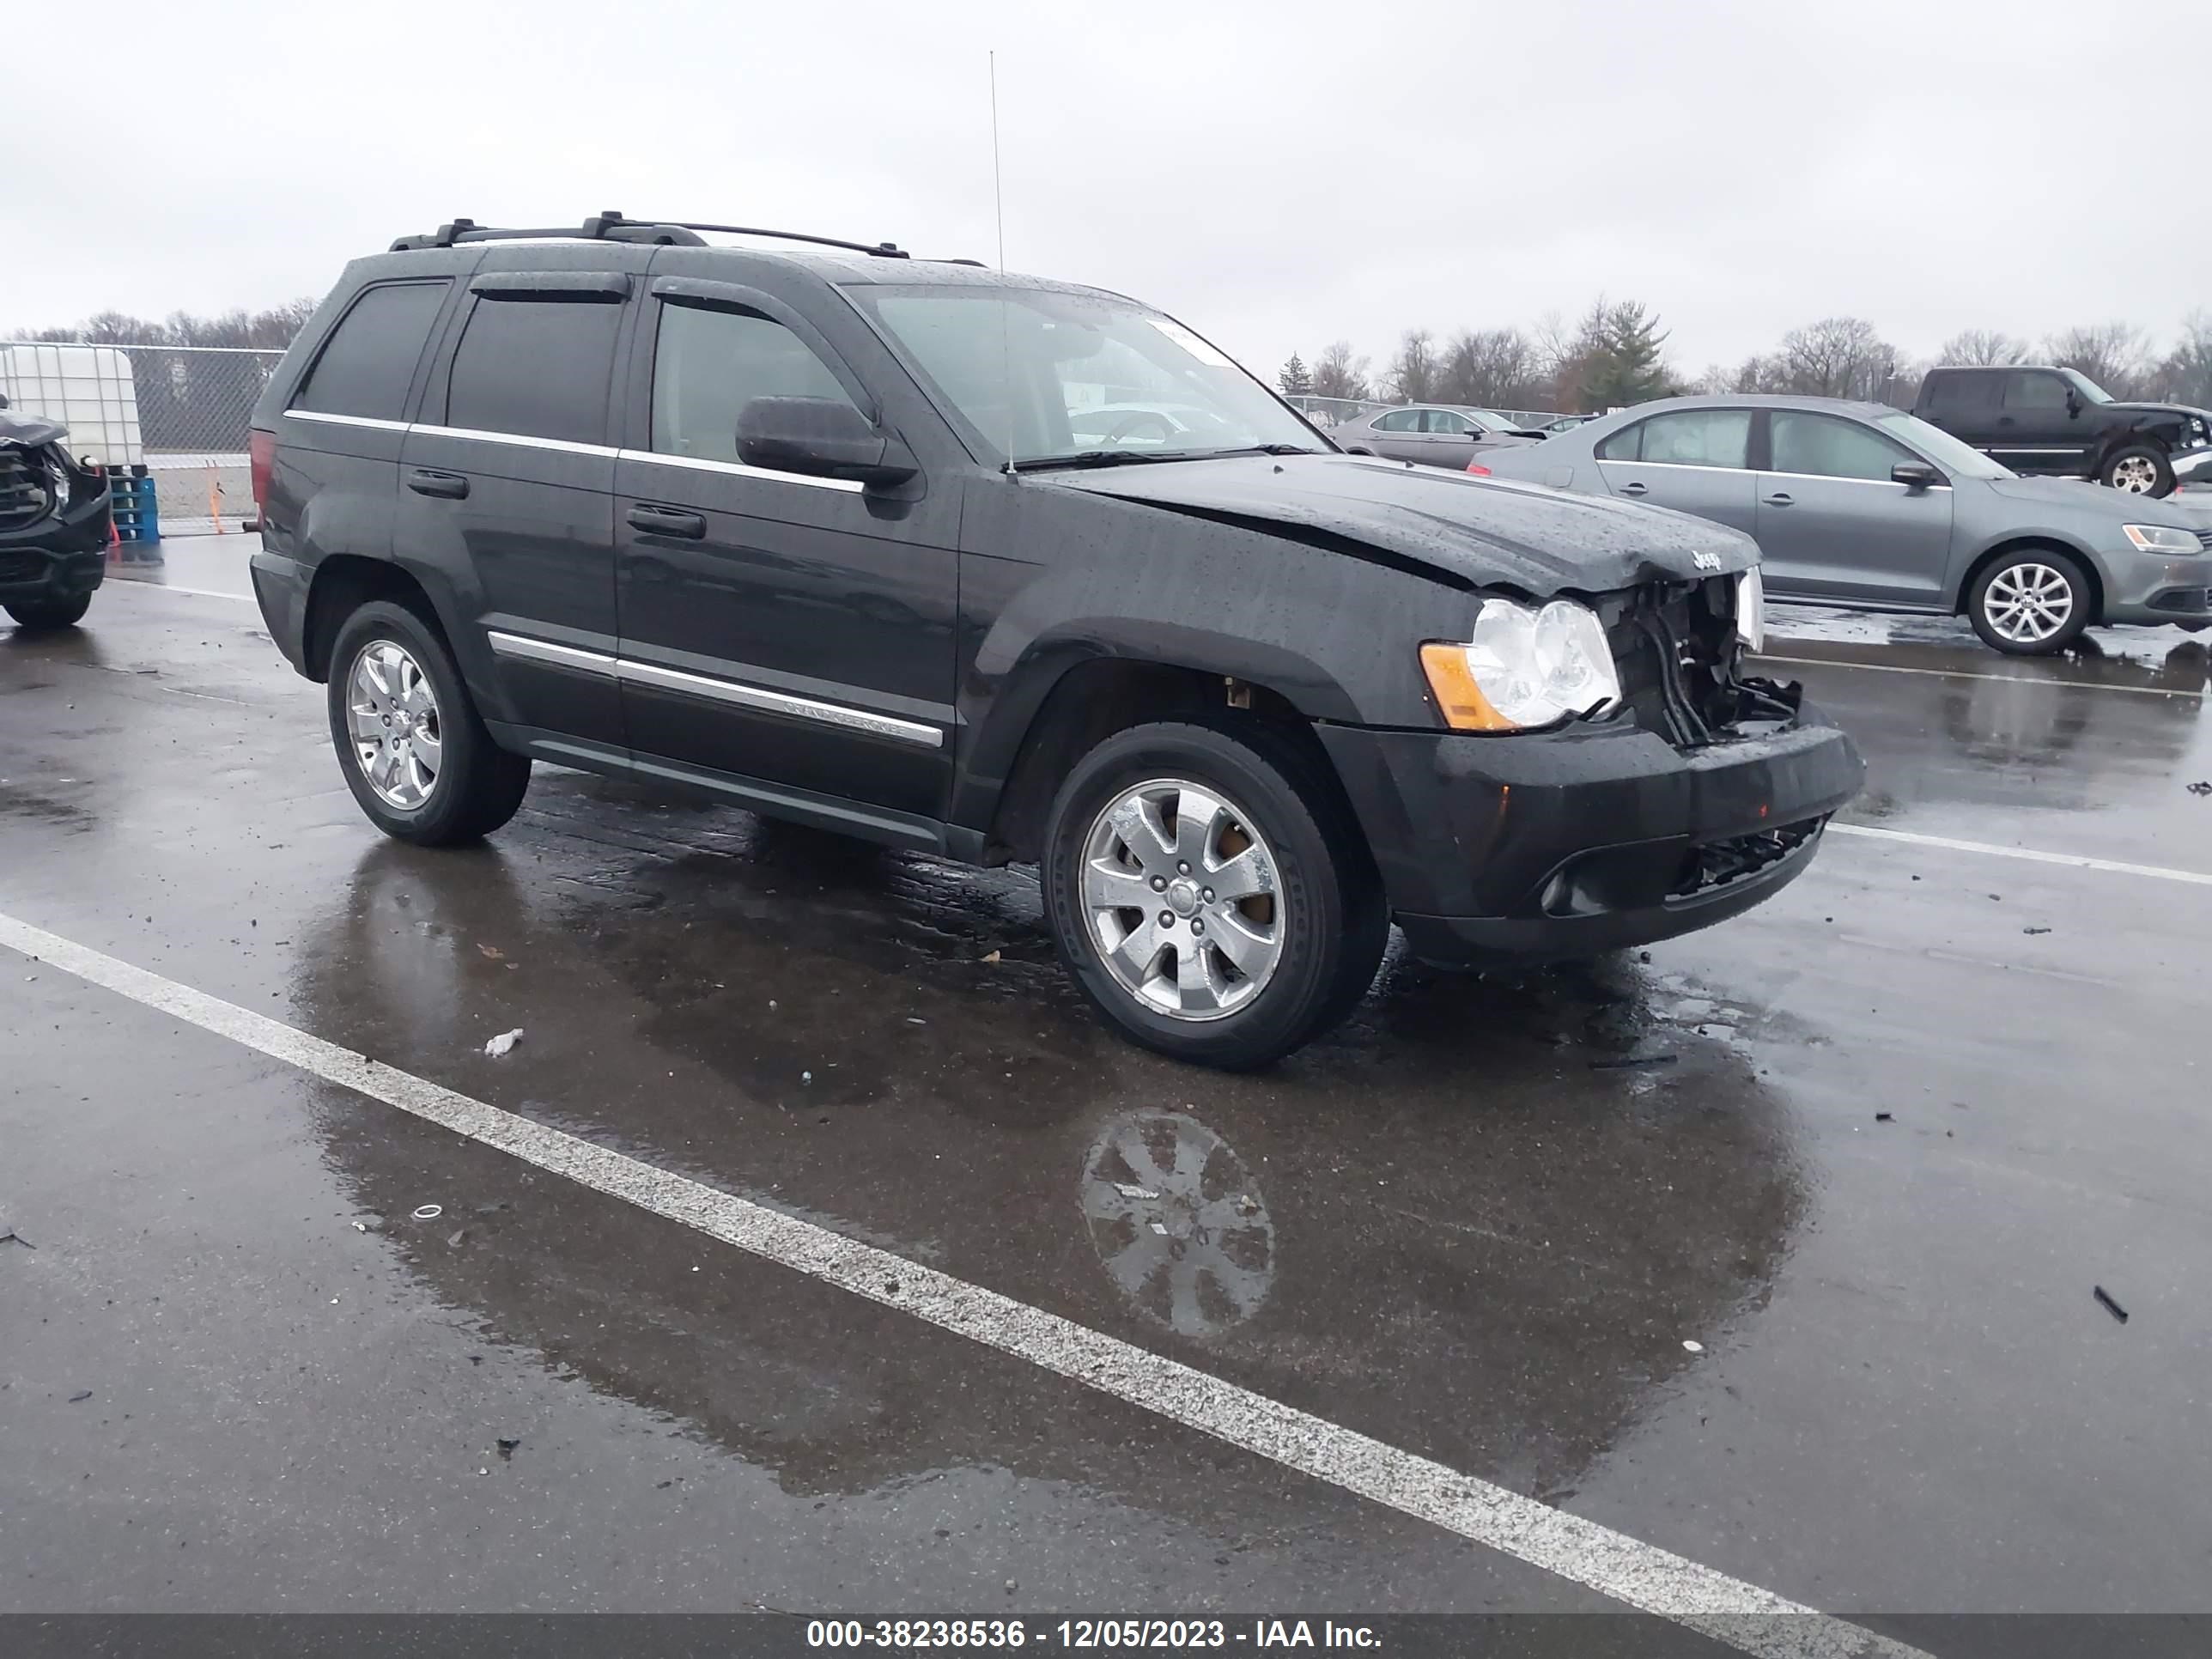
xmin=2100 ymin=444 xmax=2174 ymax=497
xmin=326 ymin=600 xmax=531 ymax=845
xmin=1041 ymin=719 xmax=1387 ymax=1070
xmin=4 ymin=591 xmax=92 ymax=631
xmin=1966 ymin=549 xmax=2093 ymax=655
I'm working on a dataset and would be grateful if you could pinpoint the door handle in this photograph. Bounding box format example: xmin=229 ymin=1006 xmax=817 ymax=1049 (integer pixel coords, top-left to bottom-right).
xmin=406 ymin=469 xmax=469 ymax=500
xmin=1763 ymin=492 xmax=1795 ymax=507
xmin=1619 ymin=481 xmax=1648 ymax=495
xmin=626 ymin=503 xmax=707 ymax=539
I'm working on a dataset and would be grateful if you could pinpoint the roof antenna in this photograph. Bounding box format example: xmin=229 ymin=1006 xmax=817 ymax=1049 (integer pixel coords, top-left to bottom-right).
xmin=991 ymin=50 xmax=1018 ymax=479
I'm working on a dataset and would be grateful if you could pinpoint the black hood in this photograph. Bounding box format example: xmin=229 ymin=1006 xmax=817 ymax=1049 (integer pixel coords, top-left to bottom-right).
xmin=1040 ymin=452 xmax=1756 ymax=594
xmin=2106 ymin=400 xmax=2212 ymax=424
xmin=0 ymin=408 xmax=68 ymax=449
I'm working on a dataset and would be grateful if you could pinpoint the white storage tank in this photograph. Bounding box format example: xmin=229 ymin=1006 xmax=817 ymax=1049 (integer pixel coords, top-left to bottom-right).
xmin=0 ymin=343 xmax=143 ymax=467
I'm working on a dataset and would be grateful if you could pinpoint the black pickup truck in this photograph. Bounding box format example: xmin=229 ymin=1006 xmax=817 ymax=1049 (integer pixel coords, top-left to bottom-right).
xmin=1913 ymin=364 xmax=2212 ymax=497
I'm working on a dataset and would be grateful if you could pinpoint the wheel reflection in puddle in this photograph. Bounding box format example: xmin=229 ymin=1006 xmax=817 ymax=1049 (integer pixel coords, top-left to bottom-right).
xmin=1080 ymin=1110 xmax=1274 ymax=1337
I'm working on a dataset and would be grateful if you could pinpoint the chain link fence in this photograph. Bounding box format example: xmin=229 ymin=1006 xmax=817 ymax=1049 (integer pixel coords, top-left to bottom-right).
xmin=0 ymin=342 xmax=283 ymax=536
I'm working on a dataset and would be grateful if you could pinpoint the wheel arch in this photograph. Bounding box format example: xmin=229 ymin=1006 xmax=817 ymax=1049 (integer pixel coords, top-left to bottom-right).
xmin=1954 ymin=536 xmax=2105 ymax=624
xmin=966 ymin=648 xmax=1355 ymax=866
xmin=301 ymin=555 xmax=450 ymax=683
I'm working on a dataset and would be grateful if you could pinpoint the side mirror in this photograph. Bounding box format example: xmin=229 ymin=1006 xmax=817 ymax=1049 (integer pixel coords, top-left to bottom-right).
xmin=1892 ymin=462 xmax=1943 ymax=491
xmin=735 ymin=397 xmax=917 ymax=489
xmin=2064 ymin=392 xmax=2082 ymax=417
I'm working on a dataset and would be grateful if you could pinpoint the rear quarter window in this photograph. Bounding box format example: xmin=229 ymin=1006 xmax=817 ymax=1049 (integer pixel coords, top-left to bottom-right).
xmin=290 ymin=282 xmax=450 ymax=421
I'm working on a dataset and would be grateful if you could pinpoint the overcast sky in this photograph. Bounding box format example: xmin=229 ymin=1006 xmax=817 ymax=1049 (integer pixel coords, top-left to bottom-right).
xmin=9 ymin=0 xmax=2206 ymax=381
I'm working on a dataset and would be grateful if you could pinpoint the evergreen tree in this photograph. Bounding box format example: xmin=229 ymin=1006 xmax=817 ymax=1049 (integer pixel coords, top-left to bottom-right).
xmin=1277 ymin=352 xmax=1313 ymax=396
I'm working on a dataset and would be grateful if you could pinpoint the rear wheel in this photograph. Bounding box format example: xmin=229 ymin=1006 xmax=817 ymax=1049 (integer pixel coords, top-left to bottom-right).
xmin=4 ymin=591 xmax=91 ymax=631
xmin=1966 ymin=549 xmax=2093 ymax=656
xmin=326 ymin=600 xmax=531 ymax=845
xmin=2100 ymin=444 xmax=2173 ymax=496
xmin=1042 ymin=718 xmax=1386 ymax=1070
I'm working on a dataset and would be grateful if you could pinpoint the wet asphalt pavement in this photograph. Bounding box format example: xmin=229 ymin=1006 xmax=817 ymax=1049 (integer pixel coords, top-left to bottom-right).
xmin=5 ymin=539 xmax=2212 ymax=1638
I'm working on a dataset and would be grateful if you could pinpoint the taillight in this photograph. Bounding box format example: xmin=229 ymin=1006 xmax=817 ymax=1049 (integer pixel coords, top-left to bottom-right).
xmin=1466 ymin=462 xmax=1491 ymax=477
xmin=249 ymin=428 xmax=276 ymax=514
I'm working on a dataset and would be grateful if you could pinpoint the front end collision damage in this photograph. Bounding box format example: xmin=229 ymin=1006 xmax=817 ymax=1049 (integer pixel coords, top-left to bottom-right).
xmin=0 ymin=408 xmax=112 ymax=599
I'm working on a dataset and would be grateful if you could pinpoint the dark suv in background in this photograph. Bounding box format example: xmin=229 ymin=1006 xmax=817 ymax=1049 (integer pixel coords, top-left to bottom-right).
xmin=248 ymin=213 xmax=1860 ymax=1067
xmin=1914 ymin=363 xmax=2212 ymax=497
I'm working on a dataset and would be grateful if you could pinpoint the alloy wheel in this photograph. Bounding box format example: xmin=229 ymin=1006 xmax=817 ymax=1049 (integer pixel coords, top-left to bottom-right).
xmin=1983 ymin=562 xmax=2075 ymax=647
xmin=1079 ymin=778 xmax=1283 ymax=1021
xmin=2109 ymin=455 xmax=2160 ymax=493
xmin=346 ymin=640 xmax=443 ymax=810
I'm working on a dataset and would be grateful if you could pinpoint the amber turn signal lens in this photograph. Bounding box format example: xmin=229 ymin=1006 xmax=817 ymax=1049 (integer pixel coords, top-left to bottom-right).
xmin=1419 ymin=642 xmax=1518 ymax=731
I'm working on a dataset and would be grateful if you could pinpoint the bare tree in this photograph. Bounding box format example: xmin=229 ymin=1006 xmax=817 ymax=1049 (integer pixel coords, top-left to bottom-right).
xmin=1384 ymin=328 xmax=1439 ymax=404
xmin=1439 ymin=326 xmax=1542 ymax=409
xmin=1769 ymin=317 xmax=1901 ymax=400
xmin=2043 ymin=323 xmax=2149 ymax=398
xmin=1938 ymin=328 xmax=2029 ymax=366
xmin=2150 ymin=311 xmax=2212 ymax=408
xmin=1310 ymin=339 xmax=1370 ymax=402
xmin=17 ymin=301 xmax=320 ymax=349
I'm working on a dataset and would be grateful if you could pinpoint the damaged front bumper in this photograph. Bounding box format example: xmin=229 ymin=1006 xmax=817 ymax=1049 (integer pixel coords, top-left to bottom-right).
xmin=1318 ymin=684 xmax=1864 ymax=967
xmin=0 ymin=435 xmax=111 ymax=602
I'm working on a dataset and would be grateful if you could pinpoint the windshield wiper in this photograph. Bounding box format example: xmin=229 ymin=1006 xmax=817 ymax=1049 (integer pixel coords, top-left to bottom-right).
xmin=1012 ymin=444 xmax=1320 ymax=473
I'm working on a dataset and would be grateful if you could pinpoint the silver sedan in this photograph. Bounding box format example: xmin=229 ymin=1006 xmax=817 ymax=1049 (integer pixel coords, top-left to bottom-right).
xmin=1471 ymin=394 xmax=2212 ymax=654
xmin=1328 ymin=404 xmax=1538 ymax=470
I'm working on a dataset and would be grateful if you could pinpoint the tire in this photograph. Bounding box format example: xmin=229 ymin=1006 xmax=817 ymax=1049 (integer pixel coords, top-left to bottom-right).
xmin=326 ymin=599 xmax=531 ymax=845
xmin=2099 ymin=443 xmax=2173 ymax=497
xmin=4 ymin=591 xmax=92 ymax=631
xmin=1041 ymin=717 xmax=1387 ymax=1070
xmin=1966 ymin=548 xmax=2094 ymax=656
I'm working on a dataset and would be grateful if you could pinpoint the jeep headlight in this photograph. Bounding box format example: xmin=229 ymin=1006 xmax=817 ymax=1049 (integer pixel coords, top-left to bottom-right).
xmin=2122 ymin=523 xmax=2203 ymax=554
xmin=1420 ymin=598 xmax=1621 ymax=732
xmin=1736 ymin=566 xmax=1766 ymax=652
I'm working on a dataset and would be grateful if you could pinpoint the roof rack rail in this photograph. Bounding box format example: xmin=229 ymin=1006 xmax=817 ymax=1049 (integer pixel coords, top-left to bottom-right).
xmin=390 ymin=211 xmax=910 ymax=258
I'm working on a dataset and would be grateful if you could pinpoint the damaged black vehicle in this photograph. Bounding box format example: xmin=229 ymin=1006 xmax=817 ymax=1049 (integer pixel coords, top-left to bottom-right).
xmin=0 ymin=398 xmax=110 ymax=632
xmin=248 ymin=215 xmax=1863 ymax=1067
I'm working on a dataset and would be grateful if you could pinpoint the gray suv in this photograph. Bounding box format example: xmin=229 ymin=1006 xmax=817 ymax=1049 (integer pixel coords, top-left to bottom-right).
xmin=1473 ymin=395 xmax=2212 ymax=654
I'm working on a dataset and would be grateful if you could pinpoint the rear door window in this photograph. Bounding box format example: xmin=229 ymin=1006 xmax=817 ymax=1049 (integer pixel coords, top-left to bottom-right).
xmin=1374 ymin=409 xmax=1423 ymax=433
xmin=649 ymin=301 xmax=858 ymax=465
xmin=291 ymin=282 xmax=449 ymax=421
xmin=1925 ymin=369 xmax=1998 ymax=410
xmin=1598 ymin=410 xmax=1751 ymax=468
xmin=444 ymin=295 xmax=623 ymax=447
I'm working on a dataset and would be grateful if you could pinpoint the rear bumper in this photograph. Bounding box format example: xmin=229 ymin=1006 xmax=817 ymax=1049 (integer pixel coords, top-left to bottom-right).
xmin=1317 ymin=707 xmax=1863 ymax=967
xmin=250 ymin=550 xmax=313 ymax=673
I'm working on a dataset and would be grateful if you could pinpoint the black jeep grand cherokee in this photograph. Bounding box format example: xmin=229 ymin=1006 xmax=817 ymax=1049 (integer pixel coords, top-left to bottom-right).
xmin=1 ymin=398 xmax=110 ymax=632
xmin=248 ymin=213 xmax=1861 ymax=1067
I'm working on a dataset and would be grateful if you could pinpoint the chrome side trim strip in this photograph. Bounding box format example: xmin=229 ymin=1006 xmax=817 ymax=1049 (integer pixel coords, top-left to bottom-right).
xmin=410 ymin=423 xmax=622 ymax=459
xmin=486 ymin=631 xmax=617 ymax=675
xmin=616 ymin=447 xmax=866 ymax=494
xmin=614 ymin=657 xmax=944 ymax=748
xmin=287 ymin=410 xmax=410 ymax=432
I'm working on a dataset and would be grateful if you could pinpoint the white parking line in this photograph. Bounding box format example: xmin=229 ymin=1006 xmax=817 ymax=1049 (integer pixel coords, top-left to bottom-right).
xmin=0 ymin=908 xmax=1919 ymax=1659
xmin=1831 ymin=822 xmax=2212 ymax=887
xmin=1756 ymin=653 xmax=2203 ymax=700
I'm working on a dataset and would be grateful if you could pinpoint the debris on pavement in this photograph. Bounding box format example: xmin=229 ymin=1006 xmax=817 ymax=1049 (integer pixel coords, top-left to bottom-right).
xmin=495 ymin=1437 xmax=520 ymax=1461
xmin=2023 ymin=927 xmax=2051 ymax=936
xmin=1589 ymin=1053 xmax=1678 ymax=1072
xmin=1114 ymin=1182 xmax=1162 ymax=1201
xmin=2094 ymin=1286 xmax=2130 ymax=1324
xmin=1875 ymin=1111 xmax=1894 ymax=1121
xmin=477 ymin=944 xmax=506 ymax=960
xmin=411 ymin=1204 xmax=443 ymax=1222
xmin=0 ymin=1229 xmax=33 ymax=1249
xmin=68 ymin=1390 xmax=91 ymax=1403
xmin=483 ymin=1029 xmax=524 ymax=1057
xmin=2186 ymin=781 xmax=2211 ymax=797
xmin=981 ymin=950 xmax=1002 ymax=963
xmin=447 ymin=1230 xmax=467 ymax=1249
xmin=1681 ymin=1340 xmax=1704 ymax=1353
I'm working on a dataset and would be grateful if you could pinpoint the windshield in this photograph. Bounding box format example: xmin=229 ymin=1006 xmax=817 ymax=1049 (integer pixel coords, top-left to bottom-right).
xmin=2060 ymin=367 xmax=2114 ymax=404
xmin=1875 ymin=411 xmax=2013 ymax=479
xmin=849 ymin=284 xmax=1321 ymax=467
